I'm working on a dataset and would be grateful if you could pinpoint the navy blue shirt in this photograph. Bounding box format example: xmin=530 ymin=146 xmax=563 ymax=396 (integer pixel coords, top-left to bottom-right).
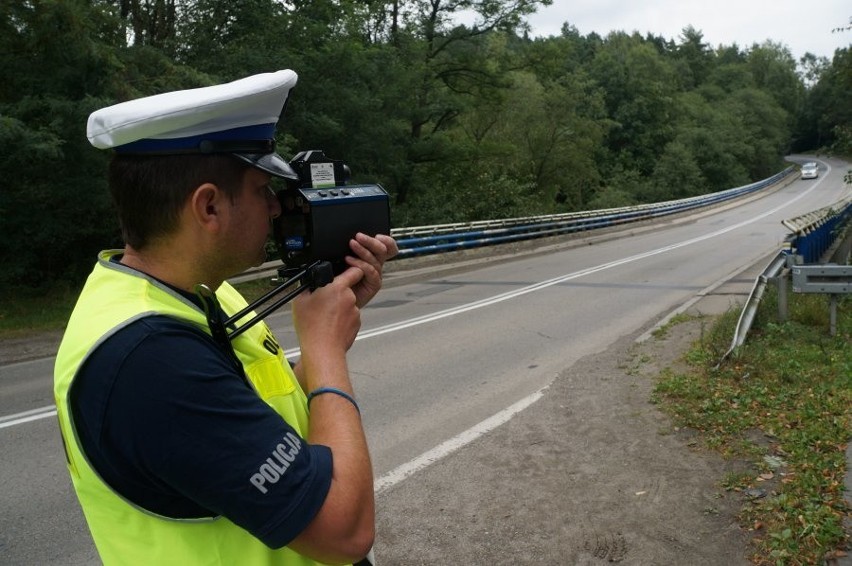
xmin=69 ymin=311 xmax=333 ymax=549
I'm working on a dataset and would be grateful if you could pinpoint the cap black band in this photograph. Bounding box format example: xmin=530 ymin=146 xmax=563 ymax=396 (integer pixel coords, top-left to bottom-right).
xmin=198 ymin=139 xmax=276 ymax=154
xmin=116 ymin=139 xmax=276 ymax=157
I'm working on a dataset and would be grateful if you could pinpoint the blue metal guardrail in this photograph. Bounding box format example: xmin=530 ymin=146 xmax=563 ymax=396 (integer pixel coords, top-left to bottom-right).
xmin=781 ymin=195 xmax=852 ymax=263
xmin=391 ymin=167 xmax=795 ymax=258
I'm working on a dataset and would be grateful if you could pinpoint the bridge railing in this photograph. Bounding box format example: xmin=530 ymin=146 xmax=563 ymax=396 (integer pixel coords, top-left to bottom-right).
xmin=781 ymin=195 xmax=852 ymax=264
xmin=392 ymin=167 xmax=795 ymax=258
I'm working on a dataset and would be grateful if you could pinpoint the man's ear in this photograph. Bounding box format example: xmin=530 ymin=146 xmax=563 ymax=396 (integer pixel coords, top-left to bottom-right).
xmin=189 ymin=183 xmax=224 ymax=232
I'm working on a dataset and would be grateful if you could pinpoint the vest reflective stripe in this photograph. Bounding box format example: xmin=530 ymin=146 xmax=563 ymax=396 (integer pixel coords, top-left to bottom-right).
xmin=54 ymin=251 xmax=330 ymax=566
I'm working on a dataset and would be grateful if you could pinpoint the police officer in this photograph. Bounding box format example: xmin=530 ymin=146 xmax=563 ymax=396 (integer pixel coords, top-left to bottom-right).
xmin=54 ymin=70 xmax=397 ymax=565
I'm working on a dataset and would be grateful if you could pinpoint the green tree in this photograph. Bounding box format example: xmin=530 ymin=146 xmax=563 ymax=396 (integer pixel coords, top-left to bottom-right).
xmin=727 ymin=87 xmax=790 ymax=178
xmin=674 ymin=26 xmax=713 ymax=89
xmin=746 ymin=41 xmax=802 ymax=120
xmin=585 ymin=186 xmax=636 ymax=210
xmin=0 ymin=0 xmax=210 ymax=289
xmin=795 ymin=48 xmax=852 ymax=153
xmin=594 ymin=166 xmax=649 ymax=208
xmin=670 ymin=91 xmax=750 ymax=190
xmin=481 ymin=69 xmax=606 ymax=210
xmin=649 ymin=139 xmax=707 ymax=200
xmin=384 ymin=0 xmax=550 ymax=205
xmin=0 ymin=1 xmax=122 ymax=288
xmin=174 ymin=0 xmax=293 ymax=77
xmin=798 ymin=52 xmax=830 ymax=88
xmin=589 ymin=32 xmax=679 ymax=175
xmin=99 ymin=0 xmax=180 ymax=50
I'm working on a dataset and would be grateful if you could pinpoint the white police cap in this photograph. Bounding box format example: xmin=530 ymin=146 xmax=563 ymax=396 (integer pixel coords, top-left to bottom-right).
xmin=86 ymin=70 xmax=299 ymax=179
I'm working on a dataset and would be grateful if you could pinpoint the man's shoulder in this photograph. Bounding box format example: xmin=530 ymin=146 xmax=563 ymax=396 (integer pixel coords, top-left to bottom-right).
xmin=98 ymin=313 xmax=208 ymax=353
xmin=71 ymin=314 xmax=237 ymax=439
xmin=81 ymin=314 xmax=227 ymax=388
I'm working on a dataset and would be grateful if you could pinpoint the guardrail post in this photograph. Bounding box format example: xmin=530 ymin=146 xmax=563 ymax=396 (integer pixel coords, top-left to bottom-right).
xmin=829 ymin=295 xmax=839 ymax=336
xmin=776 ymin=254 xmax=801 ymax=322
xmin=775 ymin=273 xmax=788 ymax=322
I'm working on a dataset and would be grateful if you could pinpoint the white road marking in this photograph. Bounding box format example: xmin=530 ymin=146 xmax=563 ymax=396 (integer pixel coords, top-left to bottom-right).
xmin=373 ymin=387 xmax=547 ymax=494
xmin=0 ymin=405 xmax=57 ymax=429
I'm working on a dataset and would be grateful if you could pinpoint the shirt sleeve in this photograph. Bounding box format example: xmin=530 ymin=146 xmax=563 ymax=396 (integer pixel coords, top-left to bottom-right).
xmin=70 ymin=316 xmax=332 ymax=549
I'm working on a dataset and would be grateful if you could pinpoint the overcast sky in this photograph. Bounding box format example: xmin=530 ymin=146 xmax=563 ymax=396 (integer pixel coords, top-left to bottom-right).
xmin=520 ymin=0 xmax=850 ymax=61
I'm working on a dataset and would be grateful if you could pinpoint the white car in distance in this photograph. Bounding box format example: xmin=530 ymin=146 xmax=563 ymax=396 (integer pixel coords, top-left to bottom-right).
xmin=800 ymin=162 xmax=819 ymax=179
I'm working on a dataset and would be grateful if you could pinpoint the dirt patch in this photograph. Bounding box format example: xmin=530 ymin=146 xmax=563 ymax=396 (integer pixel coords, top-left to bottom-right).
xmin=0 ymin=330 xmax=63 ymax=365
xmin=373 ymin=316 xmax=759 ymax=564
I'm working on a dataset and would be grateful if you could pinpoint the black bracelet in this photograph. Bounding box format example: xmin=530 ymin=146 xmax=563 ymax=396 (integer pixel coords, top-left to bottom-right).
xmin=306 ymin=387 xmax=361 ymax=414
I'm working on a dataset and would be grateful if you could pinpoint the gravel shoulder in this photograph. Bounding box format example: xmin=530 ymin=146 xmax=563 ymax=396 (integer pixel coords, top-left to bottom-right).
xmin=372 ymin=295 xmax=758 ymax=565
xmin=0 ymin=330 xmax=64 ymax=366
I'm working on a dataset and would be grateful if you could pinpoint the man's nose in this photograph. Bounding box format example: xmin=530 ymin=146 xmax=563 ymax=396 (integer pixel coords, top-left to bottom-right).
xmin=267 ymin=187 xmax=282 ymax=218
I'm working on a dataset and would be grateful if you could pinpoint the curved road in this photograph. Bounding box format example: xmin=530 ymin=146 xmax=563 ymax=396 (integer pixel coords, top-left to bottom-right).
xmin=0 ymin=156 xmax=848 ymax=564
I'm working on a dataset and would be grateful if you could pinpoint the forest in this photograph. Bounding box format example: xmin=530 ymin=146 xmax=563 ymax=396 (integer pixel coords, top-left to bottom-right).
xmin=1 ymin=1 xmax=850 ymax=290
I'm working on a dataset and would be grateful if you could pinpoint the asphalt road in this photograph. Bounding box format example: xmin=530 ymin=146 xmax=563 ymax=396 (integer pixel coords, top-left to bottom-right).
xmin=0 ymin=156 xmax=848 ymax=564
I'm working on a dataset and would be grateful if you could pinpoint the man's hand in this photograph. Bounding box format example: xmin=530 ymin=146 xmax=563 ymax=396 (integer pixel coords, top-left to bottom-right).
xmin=345 ymin=233 xmax=399 ymax=308
xmin=292 ymin=267 xmax=364 ymax=358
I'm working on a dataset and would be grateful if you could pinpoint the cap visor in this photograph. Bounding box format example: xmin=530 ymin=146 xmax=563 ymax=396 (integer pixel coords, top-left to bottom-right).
xmin=233 ymin=152 xmax=298 ymax=180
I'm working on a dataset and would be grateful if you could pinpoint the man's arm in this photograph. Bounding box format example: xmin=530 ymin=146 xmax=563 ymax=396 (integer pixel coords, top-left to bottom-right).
xmin=288 ymin=266 xmax=376 ymax=563
xmin=69 ymin=317 xmax=336 ymax=548
xmin=291 ymin=232 xmax=397 ymax=391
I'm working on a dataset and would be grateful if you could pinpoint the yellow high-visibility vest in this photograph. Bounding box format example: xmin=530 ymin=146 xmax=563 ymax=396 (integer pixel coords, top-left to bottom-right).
xmin=54 ymin=250 xmax=334 ymax=565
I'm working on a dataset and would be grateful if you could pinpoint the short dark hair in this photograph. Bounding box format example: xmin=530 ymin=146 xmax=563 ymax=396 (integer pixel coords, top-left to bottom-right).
xmin=108 ymin=154 xmax=250 ymax=250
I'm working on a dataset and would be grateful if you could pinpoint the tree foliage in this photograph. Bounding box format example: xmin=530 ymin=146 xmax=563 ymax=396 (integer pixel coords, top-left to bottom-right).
xmin=1 ymin=1 xmax=848 ymax=289
xmin=793 ymin=47 xmax=852 ymax=154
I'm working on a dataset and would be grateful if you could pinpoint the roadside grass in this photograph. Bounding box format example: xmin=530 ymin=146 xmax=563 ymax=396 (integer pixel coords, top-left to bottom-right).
xmin=652 ymin=288 xmax=851 ymax=565
xmin=232 ymin=279 xmax=283 ymax=304
xmin=0 ymin=284 xmax=79 ymax=336
xmin=0 ymin=279 xmax=281 ymax=338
